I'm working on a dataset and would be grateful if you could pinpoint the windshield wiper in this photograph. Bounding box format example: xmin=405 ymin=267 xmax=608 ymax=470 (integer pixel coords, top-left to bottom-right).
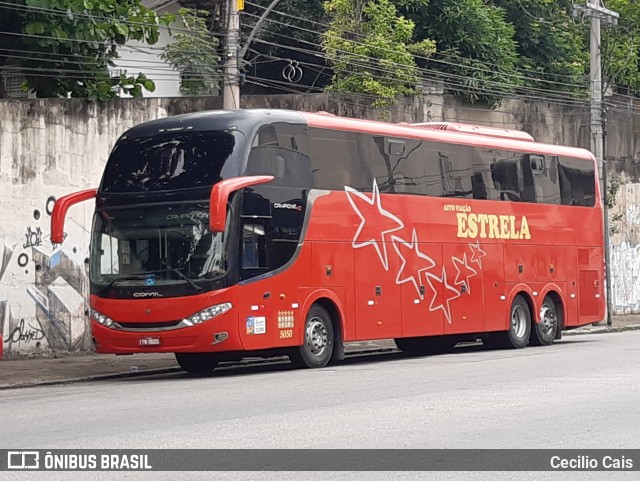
xmin=164 ymin=268 xmax=202 ymax=292
xmin=99 ymin=274 xmax=149 ymax=295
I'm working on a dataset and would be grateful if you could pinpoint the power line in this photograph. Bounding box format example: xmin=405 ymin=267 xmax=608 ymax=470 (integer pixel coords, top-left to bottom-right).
xmin=240 ymin=10 xmax=589 ymax=94
xmin=244 ymin=0 xmax=588 ymax=84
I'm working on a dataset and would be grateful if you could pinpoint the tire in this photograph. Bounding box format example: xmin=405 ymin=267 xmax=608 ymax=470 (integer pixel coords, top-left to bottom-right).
xmin=485 ymin=295 xmax=531 ymax=349
xmin=530 ymin=296 xmax=559 ymax=346
xmin=395 ymin=336 xmax=456 ymax=355
xmin=175 ymin=353 xmax=218 ymax=374
xmin=289 ymin=304 xmax=334 ymax=368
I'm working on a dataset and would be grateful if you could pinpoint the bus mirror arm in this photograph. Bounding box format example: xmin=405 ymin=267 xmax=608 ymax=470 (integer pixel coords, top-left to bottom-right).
xmin=209 ymin=176 xmax=274 ymax=232
xmin=51 ymin=189 xmax=98 ymax=244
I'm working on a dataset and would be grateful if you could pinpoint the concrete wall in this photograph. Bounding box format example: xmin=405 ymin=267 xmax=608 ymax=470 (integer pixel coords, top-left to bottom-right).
xmin=0 ymin=93 xmax=638 ymax=356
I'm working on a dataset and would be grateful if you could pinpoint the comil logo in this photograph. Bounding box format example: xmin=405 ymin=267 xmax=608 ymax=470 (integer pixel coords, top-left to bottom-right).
xmin=133 ymin=292 xmax=163 ymax=298
xmin=8 ymin=451 xmax=39 ymax=469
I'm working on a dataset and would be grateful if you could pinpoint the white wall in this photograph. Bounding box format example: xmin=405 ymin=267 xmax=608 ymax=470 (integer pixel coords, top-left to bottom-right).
xmin=111 ymin=3 xmax=182 ymax=98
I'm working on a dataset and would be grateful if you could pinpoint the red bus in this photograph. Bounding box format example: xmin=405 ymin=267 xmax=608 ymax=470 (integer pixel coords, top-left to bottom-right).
xmin=52 ymin=110 xmax=605 ymax=373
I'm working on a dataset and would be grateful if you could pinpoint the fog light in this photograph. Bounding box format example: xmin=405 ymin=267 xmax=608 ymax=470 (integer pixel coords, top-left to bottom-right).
xmin=213 ymin=332 xmax=228 ymax=344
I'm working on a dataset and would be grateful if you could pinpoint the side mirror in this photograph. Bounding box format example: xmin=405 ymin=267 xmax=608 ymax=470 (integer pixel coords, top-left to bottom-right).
xmin=209 ymin=176 xmax=274 ymax=232
xmin=51 ymin=189 xmax=97 ymax=243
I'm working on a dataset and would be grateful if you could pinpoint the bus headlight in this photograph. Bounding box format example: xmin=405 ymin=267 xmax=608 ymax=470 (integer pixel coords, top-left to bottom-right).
xmin=91 ymin=309 xmax=114 ymax=328
xmin=183 ymin=302 xmax=232 ymax=326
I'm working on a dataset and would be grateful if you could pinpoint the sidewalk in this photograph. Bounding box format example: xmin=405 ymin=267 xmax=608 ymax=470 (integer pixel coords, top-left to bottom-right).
xmin=1 ymin=316 xmax=639 ymax=390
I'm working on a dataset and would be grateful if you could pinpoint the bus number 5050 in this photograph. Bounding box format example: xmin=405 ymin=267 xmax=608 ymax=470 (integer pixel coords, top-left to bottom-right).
xmin=280 ymin=329 xmax=293 ymax=339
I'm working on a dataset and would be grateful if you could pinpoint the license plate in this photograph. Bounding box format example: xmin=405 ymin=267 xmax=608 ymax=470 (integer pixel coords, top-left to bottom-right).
xmin=139 ymin=337 xmax=161 ymax=346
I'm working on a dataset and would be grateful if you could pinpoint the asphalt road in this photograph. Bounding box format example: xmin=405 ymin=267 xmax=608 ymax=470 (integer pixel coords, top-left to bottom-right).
xmin=2 ymin=331 xmax=639 ymax=480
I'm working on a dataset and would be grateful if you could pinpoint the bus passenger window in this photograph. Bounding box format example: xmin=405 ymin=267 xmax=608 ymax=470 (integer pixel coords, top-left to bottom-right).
xmin=246 ymin=124 xmax=313 ymax=189
xmin=242 ymin=224 xmax=267 ymax=269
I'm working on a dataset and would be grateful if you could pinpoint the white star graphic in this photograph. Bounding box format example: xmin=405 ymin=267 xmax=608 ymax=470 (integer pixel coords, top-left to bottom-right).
xmin=392 ymin=229 xmax=436 ymax=299
xmin=452 ymin=253 xmax=478 ymax=294
xmin=469 ymin=241 xmax=487 ymax=269
xmin=345 ymin=180 xmax=404 ymax=271
xmin=424 ymin=267 xmax=461 ymax=324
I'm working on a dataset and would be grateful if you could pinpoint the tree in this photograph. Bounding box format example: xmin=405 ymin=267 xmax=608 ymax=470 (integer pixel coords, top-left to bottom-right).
xmin=405 ymin=0 xmax=520 ymax=107
xmin=322 ymin=0 xmax=435 ymax=108
xmin=495 ymin=0 xmax=587 ymax=95
xmin=161 ymin=8 xmax=220 ymax=96
xmin=0 ymin=0 xmax=171 ymax=100
xmin=601 ymin=0 xmax=640 ymax=94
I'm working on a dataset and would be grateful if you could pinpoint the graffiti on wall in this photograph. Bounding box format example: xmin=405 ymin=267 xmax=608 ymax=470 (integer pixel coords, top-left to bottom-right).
xmin=610 ymin=240 xmax=640 ymax=315
xmin=0 ymin=198 xmax=90 ymax=357
xmin=609 ymin=178 xmax=640 ymax=314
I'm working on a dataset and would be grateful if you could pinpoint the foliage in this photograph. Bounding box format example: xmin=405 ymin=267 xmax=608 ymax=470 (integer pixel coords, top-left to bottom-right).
xmin=161 ymin=8 xmax=220 ymax=96
xmin=322 ymin=0 xmax=435 ymax=108
xmin=0 ymin=0 xmax=171 ymax=100
xmin=404 ymin=0 xmax=520 ymax=107
xmin=606 ymin=174 xmax=625 ymax=235
xmin=601 ymin=0 xmax=640 ymax=94
xmin=494 ymin=0 xmax=587 ymax=95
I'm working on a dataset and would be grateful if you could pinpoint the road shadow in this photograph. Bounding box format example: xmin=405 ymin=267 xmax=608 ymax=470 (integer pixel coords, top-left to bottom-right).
xmin=100 ymin=338 xmax=594 ymax=385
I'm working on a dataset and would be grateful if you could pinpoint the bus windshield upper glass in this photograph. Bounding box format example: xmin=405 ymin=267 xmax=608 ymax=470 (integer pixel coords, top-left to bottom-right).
xmin=101 ymin=130 xmax=239 ymax=193
xmin=90 ymin=203 xmax=226 ymax=292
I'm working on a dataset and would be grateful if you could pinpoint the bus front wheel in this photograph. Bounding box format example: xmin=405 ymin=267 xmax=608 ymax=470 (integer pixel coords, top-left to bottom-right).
xmin=289 ymin=304 xmax=334 ymax=369
xmin=485 ymin=295 xmax=531 ymax=349
xmin=175 ymin=353 xmax=218 ymax=374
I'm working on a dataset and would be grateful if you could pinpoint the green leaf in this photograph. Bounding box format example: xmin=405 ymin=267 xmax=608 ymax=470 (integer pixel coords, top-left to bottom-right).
xmin=114 ymin=22 xmax=129 ymax=37
xmin=25 ymin=22 xmax=45 ymax=35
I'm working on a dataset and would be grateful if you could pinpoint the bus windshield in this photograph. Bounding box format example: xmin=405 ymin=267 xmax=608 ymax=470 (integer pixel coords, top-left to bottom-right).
xmin=101 ymin=130 xmax=239 ymax=193
xmin=90 ymin=203 xmax=226 ymax=292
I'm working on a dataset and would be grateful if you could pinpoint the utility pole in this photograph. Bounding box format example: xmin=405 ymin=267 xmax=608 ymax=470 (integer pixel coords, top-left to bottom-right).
xmin=223 ymin=0 xmax=284 ymax=109
xmin=223 ymin=0 xmax=242 ymax=109
xmin=573 ymin=1 xmax=618 ymax=325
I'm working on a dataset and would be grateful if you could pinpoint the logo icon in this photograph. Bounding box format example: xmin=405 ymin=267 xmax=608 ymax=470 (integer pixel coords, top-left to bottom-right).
xmin=8 ymin=451 xmax=39 ymax=470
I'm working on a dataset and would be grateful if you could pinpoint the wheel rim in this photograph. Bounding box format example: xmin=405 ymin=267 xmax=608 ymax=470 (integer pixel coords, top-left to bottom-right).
xmin=511 ymin=305 xmax=527 ymax=339
xmin=306 ymin=317 xmax=328 ymax=356
xmin=539 ymin=303 xmax=557 ymax=336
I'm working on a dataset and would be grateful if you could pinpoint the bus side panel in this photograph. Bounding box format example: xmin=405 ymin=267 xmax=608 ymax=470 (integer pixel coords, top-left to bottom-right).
xmin=236 ymin=247 xmax=312 ymax=351
xmin=573 ymin=246 xmax=605 ymax=326
xmin=309 ymin=241 xmax=354 ymax=341
xmin=443 ymin=242 xmax=484 ymax=334
xmin=536 ymin=245 xmax=564 ymax=283
xmin=480 ymin=243 xmax=507 ymax=332
xmin=503 ymin=245 xmax=538 ymax=284
xmin=400 ymin=243 xmax=444 ymax=338
xmin=354 ymin=244 xmax=402 ymax=340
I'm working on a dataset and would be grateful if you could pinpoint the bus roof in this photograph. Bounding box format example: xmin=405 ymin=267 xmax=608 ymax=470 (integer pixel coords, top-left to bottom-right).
xmin=117 ymin=108 xmax=596 ymax=165
xmin=302 ymin=111 xmax=596 ymax=162
xmin=406 ymin=122 xmax=535 ymax=142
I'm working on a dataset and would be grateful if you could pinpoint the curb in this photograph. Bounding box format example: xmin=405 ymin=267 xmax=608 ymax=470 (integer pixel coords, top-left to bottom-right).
xmin=0 ymin=366 xmax=182 ymax=392
xmin=563 ymin=324 xmax=640 ymax=336
xmin=1 ymin=326 xmax=639 ymax=390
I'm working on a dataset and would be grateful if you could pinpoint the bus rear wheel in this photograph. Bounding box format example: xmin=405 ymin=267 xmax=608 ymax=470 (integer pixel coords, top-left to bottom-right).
xmin=175 ymin=353 xmax=218 ymax=374
xmin=289 ymin=304 xmax=334 ymax=369
xmin=530 ymin=296 xmax=558 ymax=346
